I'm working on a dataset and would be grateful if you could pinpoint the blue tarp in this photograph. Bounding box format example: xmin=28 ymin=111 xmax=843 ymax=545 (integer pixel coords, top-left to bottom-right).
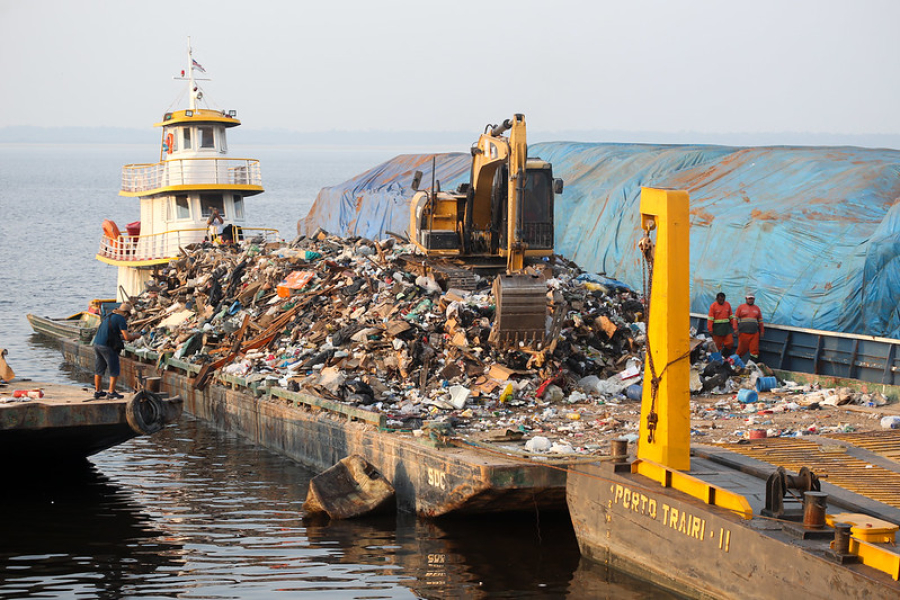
xmin=301 ymin=143 xmax=900 ymax=338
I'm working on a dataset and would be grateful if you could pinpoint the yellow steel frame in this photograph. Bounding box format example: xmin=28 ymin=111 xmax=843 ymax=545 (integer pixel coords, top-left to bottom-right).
xmin=633 ymin=458 xmax=753 ymax=520
xmin=637 ymin=188 xmax=692 ymax=470
xmin=850 ymin=538 xmax=900 ymax=581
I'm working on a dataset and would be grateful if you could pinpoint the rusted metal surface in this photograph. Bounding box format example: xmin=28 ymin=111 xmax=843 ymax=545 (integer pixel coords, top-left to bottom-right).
xmin=567 ymin=459 xmax=900 ymax=599
xmin=0 ymin=381 xmax=182 ymax=460
xmin=303 ymin=455 xmax=395 ymax=519
xmin=58 ymin=338 xmax=569 ymax=517
xmin=826 ymin=430 xmax=900 ymax=462
xmin=717 ymin=438 xmax=900 ymax=509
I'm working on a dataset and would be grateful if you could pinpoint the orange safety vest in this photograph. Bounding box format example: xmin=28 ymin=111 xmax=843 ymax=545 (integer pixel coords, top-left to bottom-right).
xmin=707 ymin=301 xmax=735 ymax=336
xmin=735 ymin=303 xmax=764 ymax=335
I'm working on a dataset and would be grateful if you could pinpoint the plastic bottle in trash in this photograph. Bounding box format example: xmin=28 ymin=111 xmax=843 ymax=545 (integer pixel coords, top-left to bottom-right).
xmin=13 ymin=389 xmax=43 ymax=399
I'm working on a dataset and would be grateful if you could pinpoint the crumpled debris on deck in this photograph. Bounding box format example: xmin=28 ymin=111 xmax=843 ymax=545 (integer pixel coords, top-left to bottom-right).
xmin=120 ymin=232 xmax=897 ymax=455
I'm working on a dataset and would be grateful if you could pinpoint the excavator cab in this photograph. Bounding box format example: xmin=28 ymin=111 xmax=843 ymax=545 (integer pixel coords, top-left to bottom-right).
xmin=493 ymin=160 xmax=557 ymax=255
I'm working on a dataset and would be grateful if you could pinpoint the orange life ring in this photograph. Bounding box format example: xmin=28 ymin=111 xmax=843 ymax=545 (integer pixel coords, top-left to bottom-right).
xmin=165 ymin=132 xmax=174 ymax=154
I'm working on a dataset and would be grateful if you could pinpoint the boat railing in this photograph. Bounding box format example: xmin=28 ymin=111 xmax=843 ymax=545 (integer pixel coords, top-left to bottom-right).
xmin=97 ymin=227 xmax=280 ymax=263
xmin=120 ymin=158 xmax=262 ymax=193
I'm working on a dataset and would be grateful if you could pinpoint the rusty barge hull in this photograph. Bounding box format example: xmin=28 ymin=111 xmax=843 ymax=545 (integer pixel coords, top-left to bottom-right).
xmin=58 ymin=338 xmax=567 ymax=517
xmin=566 ymin=457 xmax=900 ymax=600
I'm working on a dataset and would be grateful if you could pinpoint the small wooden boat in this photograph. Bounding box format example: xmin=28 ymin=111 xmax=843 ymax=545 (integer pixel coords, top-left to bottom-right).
xmin=27 ymin=299 xmax=116 ymax=341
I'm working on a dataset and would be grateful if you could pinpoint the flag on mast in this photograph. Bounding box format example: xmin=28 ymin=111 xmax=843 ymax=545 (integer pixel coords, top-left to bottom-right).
xmin=191 ymin=58 xmax=206 ymax=73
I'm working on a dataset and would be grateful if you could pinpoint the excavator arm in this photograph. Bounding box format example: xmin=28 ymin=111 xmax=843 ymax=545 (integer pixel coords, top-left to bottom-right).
xmin=409 ymin=113 xmax=561 ymax=350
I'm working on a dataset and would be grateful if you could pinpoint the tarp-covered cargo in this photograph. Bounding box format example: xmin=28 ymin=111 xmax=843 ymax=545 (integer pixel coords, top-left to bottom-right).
xmin=301 ymin=143 xmax=900 ymax=339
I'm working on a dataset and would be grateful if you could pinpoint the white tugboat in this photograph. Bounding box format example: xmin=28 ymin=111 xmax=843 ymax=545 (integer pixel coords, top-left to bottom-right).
xmin=96 ymin=40 xmax=277 ymax=300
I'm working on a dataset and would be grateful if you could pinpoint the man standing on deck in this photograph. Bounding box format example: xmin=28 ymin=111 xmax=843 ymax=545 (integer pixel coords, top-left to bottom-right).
xmin=707 ymin=292 xmax=735 ymax=355
xmin=92 ymin=303 xmax=140 ymax=400
xmin=735 ymin=293 xmax=764 ymax=362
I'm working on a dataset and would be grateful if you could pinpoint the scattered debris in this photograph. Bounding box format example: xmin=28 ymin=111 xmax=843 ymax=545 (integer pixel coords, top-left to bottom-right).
xmin=119 ymin=233 xmax=897 ymax=455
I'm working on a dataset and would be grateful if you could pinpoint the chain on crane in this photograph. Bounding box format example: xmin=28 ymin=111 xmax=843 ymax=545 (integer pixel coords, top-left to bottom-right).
xmin=639 ymin=230 xmax=660 ymax=443
xmin=639 ymin=227 xmax=693 ymax=445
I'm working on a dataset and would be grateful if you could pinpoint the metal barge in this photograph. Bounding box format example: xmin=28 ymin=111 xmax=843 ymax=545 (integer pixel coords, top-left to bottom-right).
xmin=55 ymin=337 xmax=568 ymax=517
xmin=691 ymin=314 xmax=900 ymax=393
xmin=567 ymin=188 xmax=900 ymax=599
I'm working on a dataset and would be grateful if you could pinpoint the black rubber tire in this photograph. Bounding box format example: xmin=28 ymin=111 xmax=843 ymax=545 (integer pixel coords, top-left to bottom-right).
xmin=126 ymin=390 xmax=166 ymax=435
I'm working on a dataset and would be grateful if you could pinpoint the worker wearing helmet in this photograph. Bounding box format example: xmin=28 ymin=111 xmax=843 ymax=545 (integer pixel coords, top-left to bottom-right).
xmin=734 ymin=293 xmax=764 ymax=361
xmin=707 ymin=292 xmax=736 ymax=355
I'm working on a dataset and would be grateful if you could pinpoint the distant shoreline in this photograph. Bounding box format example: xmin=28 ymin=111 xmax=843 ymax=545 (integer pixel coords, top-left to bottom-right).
xmin=2 ymin=126 xmax=899 ymax=150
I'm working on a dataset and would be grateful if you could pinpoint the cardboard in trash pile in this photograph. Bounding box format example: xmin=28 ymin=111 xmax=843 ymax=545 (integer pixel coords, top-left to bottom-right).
xmin=118 ymin=232 xmax=896 ymax=454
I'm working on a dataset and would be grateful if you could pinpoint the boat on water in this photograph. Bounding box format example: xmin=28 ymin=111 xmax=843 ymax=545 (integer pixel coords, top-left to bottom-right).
xmin=566 ymin=188 xmax=900 ymax=599
xmin=27 ymin=299 xmax=117 ymax=342
xmin=95 ymin=38 xmax=278 ymax=301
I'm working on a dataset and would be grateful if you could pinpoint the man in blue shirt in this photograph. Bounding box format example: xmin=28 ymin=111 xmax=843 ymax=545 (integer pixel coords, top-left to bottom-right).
xmin=92 ymin=302 xmax=139 ymax=400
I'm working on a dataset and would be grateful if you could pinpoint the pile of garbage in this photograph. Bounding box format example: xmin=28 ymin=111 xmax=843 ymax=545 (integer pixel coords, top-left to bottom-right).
xmin=123 ymin=233 xmax=895 ymax=455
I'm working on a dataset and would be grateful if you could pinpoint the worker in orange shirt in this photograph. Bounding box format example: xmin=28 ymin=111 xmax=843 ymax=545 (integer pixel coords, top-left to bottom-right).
xmin=707 ymin=292 xmax=735 ymax=355
xmin=734 ymin=293 xmax=764 ymax=361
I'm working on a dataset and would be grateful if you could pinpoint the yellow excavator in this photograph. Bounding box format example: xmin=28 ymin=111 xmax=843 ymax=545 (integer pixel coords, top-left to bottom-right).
xmin=408 ymin=114 xmax=563 ymax=348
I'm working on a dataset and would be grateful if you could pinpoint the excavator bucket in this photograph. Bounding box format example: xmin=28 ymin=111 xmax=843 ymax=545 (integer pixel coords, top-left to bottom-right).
xmin=489 ymin=273 xmax=548 ymax=349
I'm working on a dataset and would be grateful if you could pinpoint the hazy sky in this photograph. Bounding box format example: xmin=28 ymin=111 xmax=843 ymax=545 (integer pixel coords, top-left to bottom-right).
xmin=2 ymin=0 xmax=899 ymax=137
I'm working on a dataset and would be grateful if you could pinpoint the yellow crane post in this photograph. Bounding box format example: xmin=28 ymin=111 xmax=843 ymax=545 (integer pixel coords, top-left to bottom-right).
xmin=637 ymin=187 xmax=692 ymax=471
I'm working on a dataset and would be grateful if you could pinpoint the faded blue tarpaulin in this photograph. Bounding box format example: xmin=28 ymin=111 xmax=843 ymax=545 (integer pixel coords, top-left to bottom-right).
xmin=301 ymin=143 xmax=900 ymax=338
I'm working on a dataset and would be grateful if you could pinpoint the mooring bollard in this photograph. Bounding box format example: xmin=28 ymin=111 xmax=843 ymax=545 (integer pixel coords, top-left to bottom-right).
xmin=803 ymin=491 xmax=828 ymax=528
xmin=611 ymin=439 xmax=628 ymax=463
xmin=832 ymin=522 xmax=852 ymax=555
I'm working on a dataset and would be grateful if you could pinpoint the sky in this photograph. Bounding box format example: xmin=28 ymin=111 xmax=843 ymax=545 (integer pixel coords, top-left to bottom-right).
xmin=2 ymin=0 xmax=899 ymax=140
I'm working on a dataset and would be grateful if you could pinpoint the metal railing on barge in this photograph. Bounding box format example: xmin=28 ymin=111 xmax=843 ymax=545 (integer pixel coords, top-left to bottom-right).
xmin=121 ymin=157 xmax=262 ymax=194
xmin=691 ymin=313 xmax=900 ymax=387
xmin=97 ymin=227 xmax=280 ymax=264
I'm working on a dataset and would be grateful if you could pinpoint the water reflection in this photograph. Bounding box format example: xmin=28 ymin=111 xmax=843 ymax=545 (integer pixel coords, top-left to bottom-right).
xmin=0 ymin=461 xmax=183 ymax=599
xmin=0 ymin=406 xmax=681 ymax=599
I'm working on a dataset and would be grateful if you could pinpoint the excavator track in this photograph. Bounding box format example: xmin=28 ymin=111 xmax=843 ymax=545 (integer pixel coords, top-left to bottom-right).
xmin=397 ymin=254 xmax=479 ymax=291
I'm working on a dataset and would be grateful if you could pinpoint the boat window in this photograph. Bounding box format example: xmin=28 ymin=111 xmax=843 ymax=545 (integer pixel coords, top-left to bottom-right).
xmin=174 ymin=195 xmax=191 ymax=220
xmin=232 ymin=194 xmax=244 ymax=220
xmin=182 ymin=127 xmax=192 ymax=150
xmin=219 ymin=132 xmax=227 ymax=154
xmin=200 ymin=193 xmax=225 ymax=218
xmin=200 ymin=127 xmax=215 ymax=149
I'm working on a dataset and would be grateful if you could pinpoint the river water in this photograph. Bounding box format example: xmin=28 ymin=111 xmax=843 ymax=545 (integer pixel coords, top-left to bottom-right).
xmin=0 ymin=143 xmax=677 ymax=598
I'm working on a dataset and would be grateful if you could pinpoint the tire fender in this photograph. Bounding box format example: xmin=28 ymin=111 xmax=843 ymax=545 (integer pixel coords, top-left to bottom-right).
xmin=126 ymin=390 xmax=166 ymax=435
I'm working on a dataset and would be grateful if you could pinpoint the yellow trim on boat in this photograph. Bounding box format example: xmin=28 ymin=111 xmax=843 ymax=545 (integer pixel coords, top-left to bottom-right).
xmin=850 ymin=537 xmax=900 ymax=581
xmin=154 ymin=109 xmax=240 ymax=127
xmin=632 ymin=458 xmax=754 ymax=520
xmin=119 ymin=183 xmax=264 ymax=198
xmin=95 ymin=254 xmax=176 ymax=268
